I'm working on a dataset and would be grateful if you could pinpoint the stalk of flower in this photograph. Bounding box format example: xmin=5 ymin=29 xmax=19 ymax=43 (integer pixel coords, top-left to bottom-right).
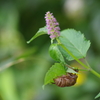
xmin=45 ymin=11 xmax=60 ymax=39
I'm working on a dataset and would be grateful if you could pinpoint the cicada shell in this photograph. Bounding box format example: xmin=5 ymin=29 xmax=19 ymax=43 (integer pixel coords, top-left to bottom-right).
xmin=54 ymin=73 xmax=78 ymax=87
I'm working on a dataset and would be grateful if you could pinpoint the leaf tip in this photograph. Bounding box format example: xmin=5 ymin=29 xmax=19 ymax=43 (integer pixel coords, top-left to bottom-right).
xmin=95 ymin=92 xmax=100 ymax=99
xmin=42 ymin=85 xmax=45 ymax=90
xmin=27 ymin=41 xmax=30 ymax=44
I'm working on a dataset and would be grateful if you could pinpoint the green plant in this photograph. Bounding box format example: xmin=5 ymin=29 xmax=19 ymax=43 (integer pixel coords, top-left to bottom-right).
xmin=27 ymin=11 xmax=100 ymax=99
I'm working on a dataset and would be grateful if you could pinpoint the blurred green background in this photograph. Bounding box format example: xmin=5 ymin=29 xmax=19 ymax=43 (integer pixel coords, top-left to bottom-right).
xmin=0 ymin=0 xmax=100 ymax=100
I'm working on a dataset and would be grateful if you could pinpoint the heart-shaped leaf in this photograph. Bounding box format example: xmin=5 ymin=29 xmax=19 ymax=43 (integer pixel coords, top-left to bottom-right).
xmin=44 ymin=63 xmax=66 ymax=86
xmin=58 ymin=29 xmax=91 ymax=61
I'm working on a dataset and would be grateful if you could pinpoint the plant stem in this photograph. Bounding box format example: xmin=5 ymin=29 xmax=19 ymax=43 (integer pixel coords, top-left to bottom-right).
xmin=84 ymin=58 xmax=100 ymax=78
xmin=90 ymin=68 xmax=100 ymax=78
xmin=56 ymin=38 xmax=100 ymax=78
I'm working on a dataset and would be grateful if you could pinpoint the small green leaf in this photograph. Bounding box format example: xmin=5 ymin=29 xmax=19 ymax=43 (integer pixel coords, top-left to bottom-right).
xmin=49 ymin=43 xmax=65 ymax=63
xmin=58 ymin=29 xmax=91 ymax=61
xmin=44 ymin=63 xmax=66 ymax=86
xmin=27 ymin=26 xmax=47 ymax=43
xmin=95 ymin=92 xmax=100 ymax=99
xmin=67 ymin=68 xmax=78 ymax=74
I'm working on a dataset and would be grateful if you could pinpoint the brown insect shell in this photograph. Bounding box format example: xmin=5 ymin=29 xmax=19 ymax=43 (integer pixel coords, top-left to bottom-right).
xmin=54 ymin=73 xmax=78 ymax=87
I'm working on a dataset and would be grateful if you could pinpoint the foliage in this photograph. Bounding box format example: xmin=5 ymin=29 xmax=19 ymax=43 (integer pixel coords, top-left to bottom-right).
xmin=49 ymin=43 xmax=65 ymax=63
xmin=27 ymin=26 xmax=47 ymax=44
xmin=95 ymin=92 xmax=100 ymax=99
xmin=44 ymin=63 xmax=66 ymax=86
xmin=27 ymin=11 xmax=100 ymax=99
xmin=58 ymin=29 xmax=90 ymax=61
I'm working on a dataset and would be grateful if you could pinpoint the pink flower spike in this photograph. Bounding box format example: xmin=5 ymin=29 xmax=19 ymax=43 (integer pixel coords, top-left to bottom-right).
xmin=45 ymin=11 xmax=60 ymax=39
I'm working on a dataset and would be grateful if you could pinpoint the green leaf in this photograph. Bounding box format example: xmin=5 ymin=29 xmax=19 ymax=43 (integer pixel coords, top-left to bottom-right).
xmin=27 ymin=26 xmax=47 ymax=43
xmin=67 ymin=68 xmax=78 ymax=74
xmin=44 ymin=63 xmax=66 ymax=86
xmin=95 ymin=92 xmax=100 ymax=99
xmin=49 ymin=43 xmax=65 ymax=63
xmin=58 ymin=29 xmax=91 ymax=61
